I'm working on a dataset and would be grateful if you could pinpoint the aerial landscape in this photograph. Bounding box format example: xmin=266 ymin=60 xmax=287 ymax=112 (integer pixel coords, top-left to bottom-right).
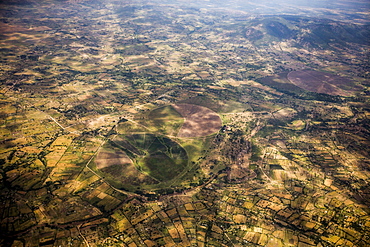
xmin=0 ymin=0 xmax=369 ymax=246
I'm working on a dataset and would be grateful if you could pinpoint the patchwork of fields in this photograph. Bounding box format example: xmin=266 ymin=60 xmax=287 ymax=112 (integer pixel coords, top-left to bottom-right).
xmin=0 ymin=0 xmax=369 ymax=246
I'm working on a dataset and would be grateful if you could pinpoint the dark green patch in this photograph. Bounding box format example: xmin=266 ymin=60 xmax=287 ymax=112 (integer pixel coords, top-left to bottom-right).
xmin=181 ymin=95 xmax=222 ymax=112
xmin=115 ymin=44 xmax=155 ymax=56
xmin=111 ymin=134 xmax=188 ymax=183
xmin=265 ymin=21 xmax=293 ymax=39
xmin=100 ymin=164 xmax=123 ymax=176
xmin=142 ymin=153 xmax=180 ymax=181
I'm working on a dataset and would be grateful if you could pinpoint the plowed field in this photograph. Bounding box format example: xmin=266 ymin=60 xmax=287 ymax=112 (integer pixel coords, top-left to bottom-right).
xmin=95 ymin=150 xmax=132 ymax=169
xmin=287 ymin=70 xmax=362 ymax=96
xmin=173 ymin=103 xmax=222 ymax=138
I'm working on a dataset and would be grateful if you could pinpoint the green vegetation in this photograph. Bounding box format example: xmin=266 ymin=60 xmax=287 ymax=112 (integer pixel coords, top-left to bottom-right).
xmin=250 ymin=141 xmax=262 ymax=162
xmin=93 ymin=134 xmax=189 ymax=190
xmin=117 ymin=120 xmax=150 ymax=134
xmin=181 ymin=96 xmax=222 ymax=112
xmin=144 ymin=105 xmax=184 ymax=135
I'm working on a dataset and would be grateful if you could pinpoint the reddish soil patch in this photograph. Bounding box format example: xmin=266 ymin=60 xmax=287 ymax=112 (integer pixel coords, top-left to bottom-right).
xmin=0 ymin=23 xmax=30 ymax=34
xmin=173 ymin=103 xmax=222 ymax=138
xmin=95 ymin=150 xmax=132 ymax=169
xmin=287 ymin=70 xmax=362 ymax=96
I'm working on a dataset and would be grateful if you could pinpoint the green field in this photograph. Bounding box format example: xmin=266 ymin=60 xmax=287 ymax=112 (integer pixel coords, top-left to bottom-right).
xmin=144 ymin=105 xmax=184 ymax=136
xmin=93 ymin=134 xmax=189 ymax=191
xmin=98 ymin=103 xmax=220 ymax=192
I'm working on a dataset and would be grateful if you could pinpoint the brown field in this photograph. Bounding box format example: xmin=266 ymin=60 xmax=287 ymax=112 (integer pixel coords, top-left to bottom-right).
xmin=173 ymin=103 xmax=222 ymax=138
xmin=95 ymin=150 xmax=132 ymax=169
xmin=287 ymin=70 xmax=362 ymax=96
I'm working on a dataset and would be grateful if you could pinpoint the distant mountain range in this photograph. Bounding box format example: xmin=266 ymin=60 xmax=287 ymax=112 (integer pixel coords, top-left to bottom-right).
xmin=243 ymin=16 xmax=370 ymax=48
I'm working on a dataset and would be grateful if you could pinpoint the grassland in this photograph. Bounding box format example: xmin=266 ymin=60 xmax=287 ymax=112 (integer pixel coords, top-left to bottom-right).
xmin=146 ymin=105 xmax=184 ymax=136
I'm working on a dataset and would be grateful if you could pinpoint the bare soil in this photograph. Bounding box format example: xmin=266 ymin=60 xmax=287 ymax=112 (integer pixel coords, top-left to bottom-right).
xmin=95 ymin=150 xmax=132 ymax=169
xmin=287 ymin=70 xmax=361 ymax=96
xmin=173 ymin=103 xmax=222 ymax=138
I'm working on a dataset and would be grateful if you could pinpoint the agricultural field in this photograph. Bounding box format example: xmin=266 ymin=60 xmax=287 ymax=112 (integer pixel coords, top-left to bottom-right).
xmin=287 ymin=70 xmax=363 ymax=96
xmin=94 ymin=133 xmax=189 ymax=190
xmin=172 ymin=104 xmax=222 ymax=138
xmin=0 ymin=0 xmax=369 ymax=246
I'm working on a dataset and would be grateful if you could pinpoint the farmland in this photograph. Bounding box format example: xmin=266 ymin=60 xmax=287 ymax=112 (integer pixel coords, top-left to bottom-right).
xmin=0 ymin=0 xmax=369 ymax=246
xmin=287 ymin=70 xmax=363 ymax=96
xmin=173 ymin=104 xmax=222 ymax=138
